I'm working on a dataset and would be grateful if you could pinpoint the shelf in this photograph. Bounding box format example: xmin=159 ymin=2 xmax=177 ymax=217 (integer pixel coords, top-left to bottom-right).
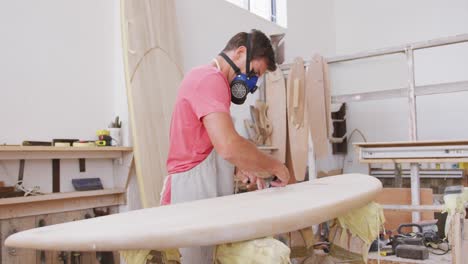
xmin=0 ymin=146 xmax=133 ymax=160
xmin=360 ymin=157 xmax=468 ymax=164
xmin=381 ymin=204 xmax=445 ymax=212
xmin=354 ymin=139 xmax=468 ymax=148
xmin=370 ymin=169 xmax=464 ymax=179
xmin=0 ymin=189 xmax=126 ymax=219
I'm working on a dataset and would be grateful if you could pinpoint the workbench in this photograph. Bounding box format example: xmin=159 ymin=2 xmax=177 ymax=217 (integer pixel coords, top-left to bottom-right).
xmin=0 ymin=146 xmax=133 ymax=264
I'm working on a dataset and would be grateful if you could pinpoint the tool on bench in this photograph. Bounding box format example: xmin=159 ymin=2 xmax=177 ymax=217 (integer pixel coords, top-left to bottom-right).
xmin=264 ymin=176 xmax=279 ymax=188
xmin=389 ymin=223 xmax=428 ymax=260
xmin=96 ymin=130 xmax=113 ymax=146
xmin=72 ymin=178 xmax=103 ymax=191
xmin=53 ymin=139 xmax=80 ymax=147
xmin=22 ymin=141 xmax=52 ymax=146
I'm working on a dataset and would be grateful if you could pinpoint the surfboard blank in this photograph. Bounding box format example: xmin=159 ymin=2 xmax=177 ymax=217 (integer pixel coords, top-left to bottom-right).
xmin=306 ymin=55 xmax=329 ymax=159
xmin=122 ymin=0 xmax=184 ymax=207
xmin=265 ymin=67 xmax=287 ymax=163
xmin=6 ymin=174 xmax=382 ymax=251
xmin=286 ymin=58 xmax=309 ymax=182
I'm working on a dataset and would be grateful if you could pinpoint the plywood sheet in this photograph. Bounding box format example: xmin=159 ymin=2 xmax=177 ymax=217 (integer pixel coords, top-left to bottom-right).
xmin=265 ymin=67 xmax=287 ymax=163
xmin=286 ymin=58 xmax=309 ymax=181
xmin=6 ymin=174 xmax=382 ymax=251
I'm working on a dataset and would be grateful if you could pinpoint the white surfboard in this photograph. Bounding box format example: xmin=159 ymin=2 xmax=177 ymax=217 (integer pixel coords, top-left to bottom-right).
xmin=5 ymin=174 xmax=382 ymax=251
xmin=122 ymin=0 xmax=184 ymax=208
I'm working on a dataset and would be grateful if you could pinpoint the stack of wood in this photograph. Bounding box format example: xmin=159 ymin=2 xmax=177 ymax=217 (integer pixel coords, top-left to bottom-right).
xmin=244 ymin=100 xmax=273 ymax=146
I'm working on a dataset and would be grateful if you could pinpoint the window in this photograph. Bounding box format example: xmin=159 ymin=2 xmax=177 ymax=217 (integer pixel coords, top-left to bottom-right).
xmin=225 ymin=0 xmax=287 ymax=28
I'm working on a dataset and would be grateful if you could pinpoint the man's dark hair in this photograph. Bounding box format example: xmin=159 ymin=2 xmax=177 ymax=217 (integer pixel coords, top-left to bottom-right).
xmin=222 ymin=29 xmax=277 ymax=71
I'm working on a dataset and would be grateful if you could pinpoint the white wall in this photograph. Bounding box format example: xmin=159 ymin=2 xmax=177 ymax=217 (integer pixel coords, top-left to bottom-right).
xmin=0 ymin=0 xmax=118 ymax=144
xmin=284 ymin=0 xmax=335 ymax=62
xmin=0 ymin=0 xmax=336 ymax=196
xmin=334 ymin=0 xmax=468 ymax=53
xmin=0 ymin=0 xmax=120 ymax=190
xmin=332 ymin=0 xmax=468 ymax=172
xmin=174 ymin=0 xmax=286 ymax=137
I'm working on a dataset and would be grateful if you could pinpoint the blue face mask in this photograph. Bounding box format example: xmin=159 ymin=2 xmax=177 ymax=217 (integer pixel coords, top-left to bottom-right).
xmin=219 ymin=34 xmax=258 ymax=105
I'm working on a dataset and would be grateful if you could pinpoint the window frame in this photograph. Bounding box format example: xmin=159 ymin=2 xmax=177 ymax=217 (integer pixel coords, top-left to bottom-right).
xmin=226 ymin=0 xmax=285 ymax=27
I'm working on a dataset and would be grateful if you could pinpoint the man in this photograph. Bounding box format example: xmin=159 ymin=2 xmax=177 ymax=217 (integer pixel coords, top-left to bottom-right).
xmin=162 ymin=29 xmax=290 ymax=263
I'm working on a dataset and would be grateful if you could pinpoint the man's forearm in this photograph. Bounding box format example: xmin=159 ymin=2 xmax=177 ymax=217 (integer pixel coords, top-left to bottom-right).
xmin=220 ymin=136 xmax=282 ymax=177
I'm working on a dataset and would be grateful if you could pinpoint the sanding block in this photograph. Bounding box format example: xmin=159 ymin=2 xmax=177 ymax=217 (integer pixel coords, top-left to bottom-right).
xmin=72 ymin=178 xmax=103 ymax=191
xmin=395 ymin=244 xmax=428 ymax=260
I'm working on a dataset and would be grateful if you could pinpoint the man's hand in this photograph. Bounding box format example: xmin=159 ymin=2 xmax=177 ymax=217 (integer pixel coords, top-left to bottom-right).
xmin=203 ymin=112 xmax=291 ymax=188
xmin=269 ymin=163 xmax=290 ymax=187
xmin=236 ymin=169 xmax=267 ymax=190
xmin=236 ymin=163 xmax=290 ymax=189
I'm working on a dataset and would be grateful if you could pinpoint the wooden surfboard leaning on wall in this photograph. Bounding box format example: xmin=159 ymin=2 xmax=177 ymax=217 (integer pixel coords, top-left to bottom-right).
xmin=306 ymin=54 xmax=330 ymax=159
xmin=286 ymin=58 xmax=309 ymax=182
xmin=265 ymin=66 xmax=287 ymax=163
xmin=121 ymin=0 xmax=184 ymax=207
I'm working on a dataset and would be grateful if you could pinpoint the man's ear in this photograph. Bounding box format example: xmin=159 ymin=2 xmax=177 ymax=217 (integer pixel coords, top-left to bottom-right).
xmin=234 ymin=46 xmax=247 ymax=60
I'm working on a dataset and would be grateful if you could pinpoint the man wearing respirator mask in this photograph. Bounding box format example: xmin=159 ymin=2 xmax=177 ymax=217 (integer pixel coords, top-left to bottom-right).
xmin=163 ymin=29 xmax=290 ymax=263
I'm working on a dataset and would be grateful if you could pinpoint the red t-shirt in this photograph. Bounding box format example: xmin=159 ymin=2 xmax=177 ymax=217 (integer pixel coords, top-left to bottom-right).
xmin=166 ymin=65 xmax=231 ymax=174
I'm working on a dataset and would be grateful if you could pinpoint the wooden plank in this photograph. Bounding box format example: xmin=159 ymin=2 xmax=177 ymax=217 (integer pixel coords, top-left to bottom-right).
xmin=0 ymin=146 xmax=132 ymax=160
xmin=265 ymin=66 xmax=287 ymax=163
xmin=122 ymin=0 xmax=183 ymax=208
xmin=286 ymin=57 xmax=309 ymax=182
xmin=0 ymin=146 xmax=133 ymax=152
xmin=360 ymin=157 xmax=468 ymax=164
xmin=450 ymin=213 xmax=462 ymax=264
xmin=354 ymin=139 xmax=468 ymax=148
xmin=52 ymin=159 xmax=60 ymax=193
xmin=0 ymin=190 xmax=125 ymax=220
xmin=374 ymin=188 xmax=434 ymax=232
xmin=0 ymin=189 xmax=125 ymax=205
xmin=463 ymin=219 xmax=468 ymax=264
xmin=330 ymin=33 xmax=468 ymax=62
xmin=464 ymin=219 xmax=468 ymax=240
xmin=1 ymin=216 xmax=36 ymax=264
xmin=382 ymin=204 xmax=444 ymax=211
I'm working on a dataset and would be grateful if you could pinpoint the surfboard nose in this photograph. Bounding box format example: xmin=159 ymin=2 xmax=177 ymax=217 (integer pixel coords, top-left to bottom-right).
xmin=5 ymin=231 xmax=28 ymax=249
